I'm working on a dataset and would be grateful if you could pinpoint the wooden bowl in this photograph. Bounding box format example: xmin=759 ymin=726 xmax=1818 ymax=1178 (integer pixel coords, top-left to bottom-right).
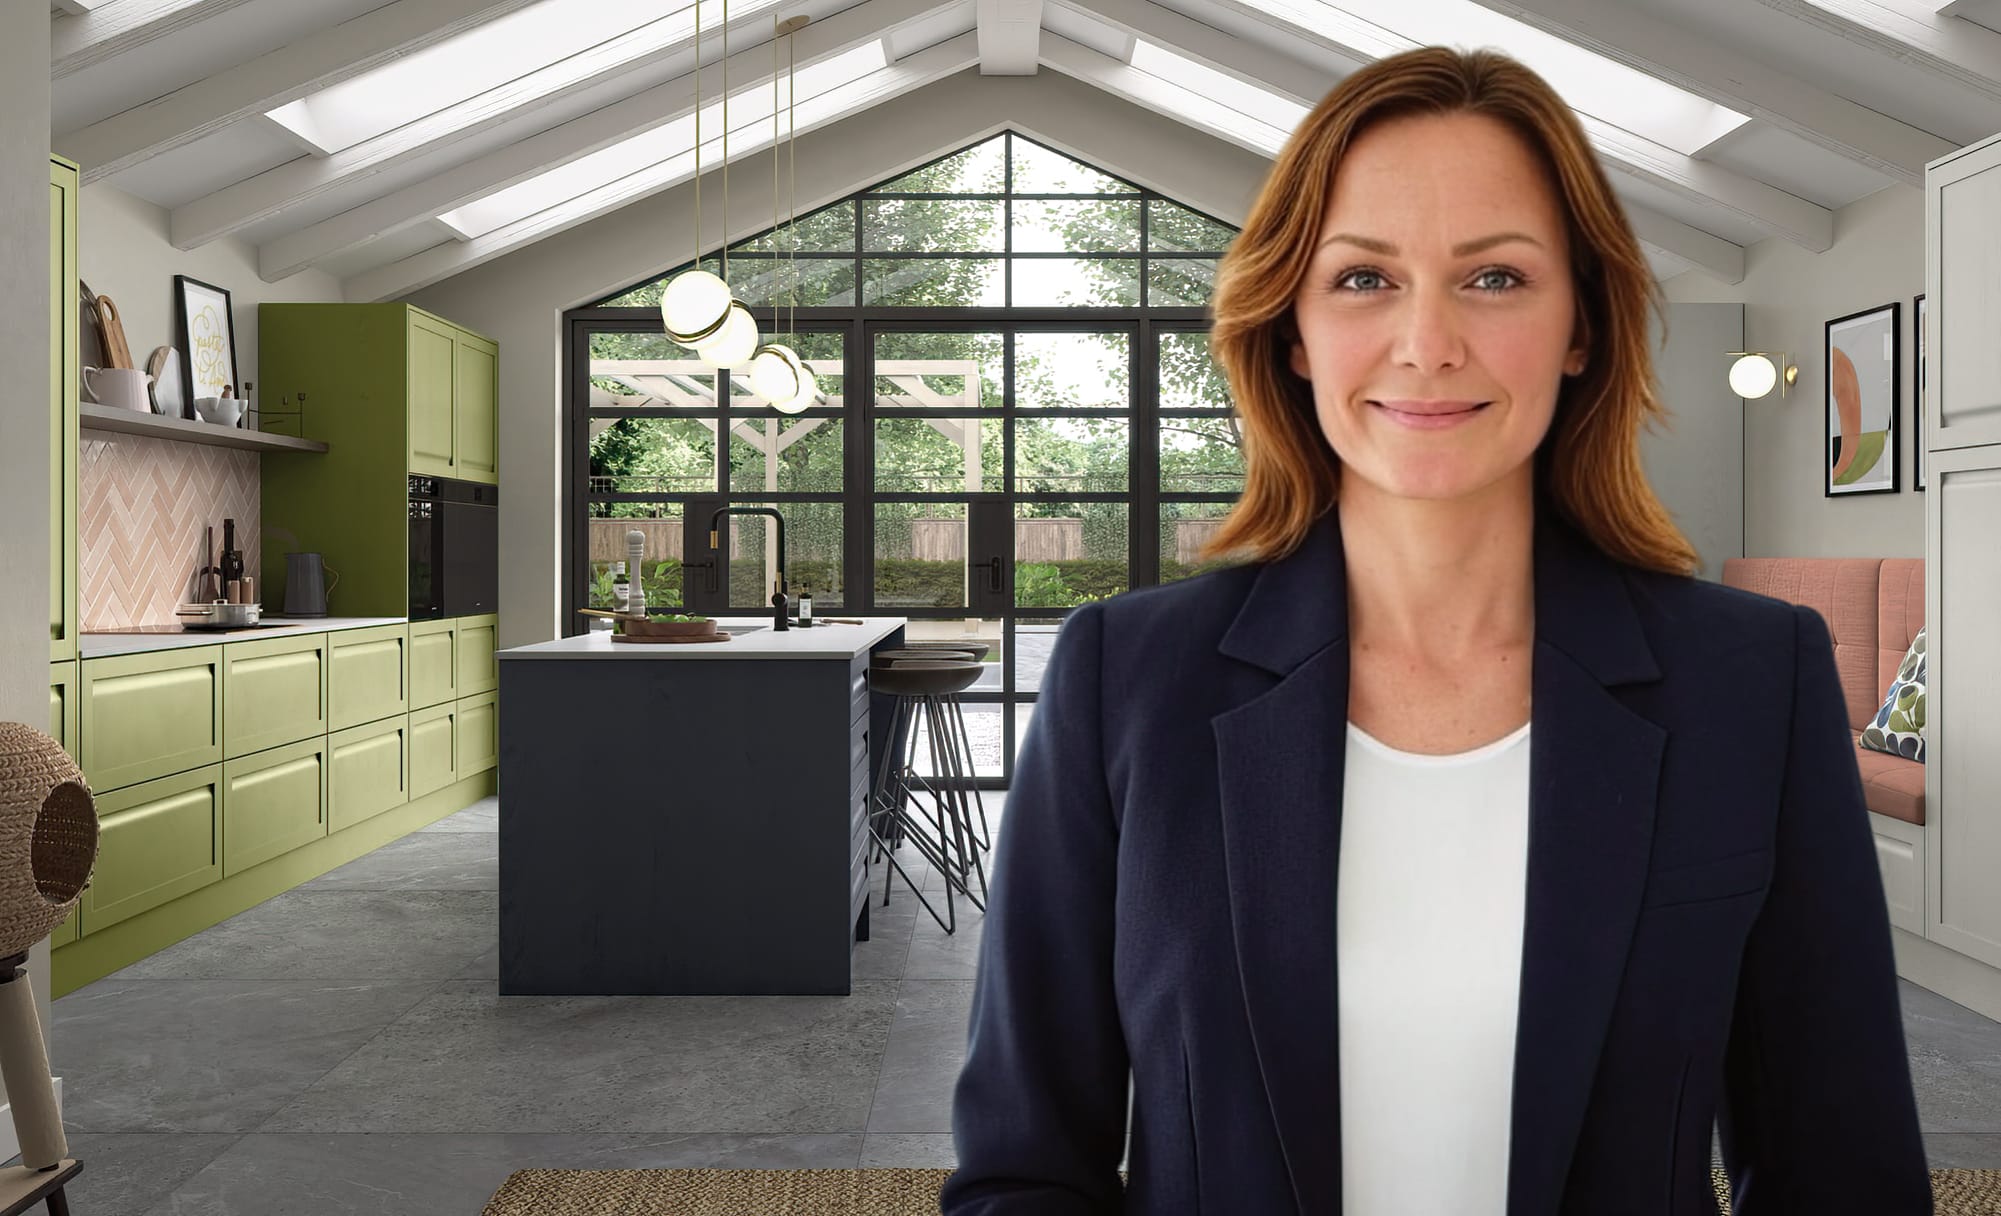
xmin=618 ymin=616 xmax=716 ymax=638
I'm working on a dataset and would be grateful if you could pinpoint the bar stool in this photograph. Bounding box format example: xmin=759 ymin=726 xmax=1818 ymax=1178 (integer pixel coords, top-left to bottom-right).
xmin=866 ymin=657 xmax=988 ymax=934
xmin=890 ymin=641 xmax=994 ymax=855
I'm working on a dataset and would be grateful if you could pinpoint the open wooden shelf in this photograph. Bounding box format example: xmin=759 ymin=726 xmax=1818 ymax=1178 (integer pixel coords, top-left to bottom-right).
xmin=79 ymin=403 xmax=328 ymax=454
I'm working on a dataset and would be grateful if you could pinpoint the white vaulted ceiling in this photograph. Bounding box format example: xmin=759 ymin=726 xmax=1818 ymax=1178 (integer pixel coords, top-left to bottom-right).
xmin=49 ymin=0 xmax=1994 ymax=298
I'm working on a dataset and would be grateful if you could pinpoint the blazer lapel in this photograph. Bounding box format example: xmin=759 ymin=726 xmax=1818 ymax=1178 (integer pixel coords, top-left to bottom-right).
xmin=1211 ymin=505 xmax=1667 ymax=1216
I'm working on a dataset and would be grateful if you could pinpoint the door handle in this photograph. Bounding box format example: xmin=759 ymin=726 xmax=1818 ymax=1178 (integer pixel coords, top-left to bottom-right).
xmin=986 ymin=556 xmax=1002 ymax=593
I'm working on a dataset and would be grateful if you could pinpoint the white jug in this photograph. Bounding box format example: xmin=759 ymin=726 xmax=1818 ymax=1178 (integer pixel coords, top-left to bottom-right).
xmin=82 ymin=366 xmax=154 ymax=413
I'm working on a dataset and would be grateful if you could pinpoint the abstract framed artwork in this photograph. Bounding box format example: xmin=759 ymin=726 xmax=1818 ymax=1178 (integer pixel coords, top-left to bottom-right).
xmin=174 ymin=274 xmax=238 ymax=421
xmin=1824 ymin=301 xmax=1899 ymax=497
xmin=1913 ymin=292 xmax=1926 ymax=492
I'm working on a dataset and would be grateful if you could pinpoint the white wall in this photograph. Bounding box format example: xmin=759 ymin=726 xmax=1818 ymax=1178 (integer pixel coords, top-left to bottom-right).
xmin=1 ymin=0 xmax=55 ymax=1074
xmin=405 ymin=69 xmax=1271 ymax=647
xmin=1649 ymin=303 xmax=1745 ymax=582
xmin=74 ymin=183 xmax=345 ymax=416
xmin=1664 ymin=184 xmax=1925 ymax=559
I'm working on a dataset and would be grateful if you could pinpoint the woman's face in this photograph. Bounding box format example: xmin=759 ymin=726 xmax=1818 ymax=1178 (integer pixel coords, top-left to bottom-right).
xmin=1289 ymin=109 xmax=1588 ymax=507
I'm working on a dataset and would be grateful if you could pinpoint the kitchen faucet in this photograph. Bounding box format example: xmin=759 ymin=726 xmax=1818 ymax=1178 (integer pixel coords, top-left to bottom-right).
xmin=708 ymin=507 xmax=789 ymax=630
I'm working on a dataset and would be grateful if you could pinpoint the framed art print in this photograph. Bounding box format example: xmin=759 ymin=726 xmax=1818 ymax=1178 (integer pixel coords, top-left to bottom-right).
xmin=174 ymin=274 xmax=238 ymax=421
xmin=1913 ymin=292 xmax=1926 ymax=492
xmin=1825 ymin=301 xmax=1899 ymax=497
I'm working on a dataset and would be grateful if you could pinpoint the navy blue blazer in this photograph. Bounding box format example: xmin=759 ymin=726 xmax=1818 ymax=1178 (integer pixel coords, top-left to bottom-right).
xmin=942 ymin=505 xmax=1931 ymax=1215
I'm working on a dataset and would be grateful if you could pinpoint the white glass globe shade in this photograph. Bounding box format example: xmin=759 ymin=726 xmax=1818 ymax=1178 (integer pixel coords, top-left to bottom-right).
xmin=661 ymin=270 xmax=732 ymax=346
xmin=1728 ymin=353 xmax=1778 ymax=399
xmin=749 ymin=344 xmax=805 ymax=405
xmin=776 ymin=366 xmax=821 ymax=415
xmin=697 ymin=302 xmax=761 ymax=370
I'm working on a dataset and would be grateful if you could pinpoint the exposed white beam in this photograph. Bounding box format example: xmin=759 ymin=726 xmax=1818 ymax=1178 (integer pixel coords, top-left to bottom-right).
xmin=53 ymin=0 xmax=253 ymax=77
xmin=259 ymin=0 xmax=960 ymax=280
xmin=1459 ymin=0 xmax=1954 ymax=186
xmin=166 ymin=0 xmax=803 ymax=249
xmin=1038 ymin=33 xmax=1292 ymax=156
xmin=345 ymin=34 xmax=982 ymax=302
xmin=1624 ymin=208 xmax=1745 ymax=285
xmin=1192 ymin=0 xmax=1833 ymax=250
xmin=1050 ymin=0 xmax=1330 ymax=103
xmin=1749 ymin=0 xmax=2001 ymax=106
xmin=59 ymin=0 xmax=540 ymax=183
xmin=978 ymin=0 xmax=1042 ymax=73
xmin=50 ymin=0 xmax=114 ymax=15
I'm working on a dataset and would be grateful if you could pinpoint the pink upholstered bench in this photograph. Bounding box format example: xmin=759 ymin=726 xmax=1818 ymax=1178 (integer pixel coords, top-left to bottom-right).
xmin=1719 ymin=557 xmax=1925 ymax=827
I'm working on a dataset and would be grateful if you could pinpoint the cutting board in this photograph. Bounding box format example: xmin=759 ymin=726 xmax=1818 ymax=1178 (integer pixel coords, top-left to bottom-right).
xmin=95 ymin=294 xmax=134 ymax=369
xmin=146 ymin=346 xmax=183 ymax=417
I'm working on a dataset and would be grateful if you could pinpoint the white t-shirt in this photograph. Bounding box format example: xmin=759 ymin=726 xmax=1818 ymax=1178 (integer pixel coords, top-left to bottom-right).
xmin=1337 ymin=718 xmax=1533 ymax=1216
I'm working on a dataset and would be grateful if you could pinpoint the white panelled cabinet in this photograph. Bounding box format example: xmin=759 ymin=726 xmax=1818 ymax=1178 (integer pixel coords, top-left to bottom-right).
xmin=1924 ymin=130 xmax=2001 ymax=977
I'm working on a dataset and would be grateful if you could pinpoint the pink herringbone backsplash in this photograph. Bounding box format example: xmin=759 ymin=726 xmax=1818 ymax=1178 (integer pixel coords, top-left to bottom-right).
xmin=79 ymin=434 xmax=260 ymax=630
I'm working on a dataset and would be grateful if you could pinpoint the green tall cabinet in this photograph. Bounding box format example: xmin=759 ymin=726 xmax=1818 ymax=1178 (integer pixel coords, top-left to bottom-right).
xmin=258 ymin=304 xmax=499 ymax=617
xmin=51 ymin=155 xmax=78 ymax=664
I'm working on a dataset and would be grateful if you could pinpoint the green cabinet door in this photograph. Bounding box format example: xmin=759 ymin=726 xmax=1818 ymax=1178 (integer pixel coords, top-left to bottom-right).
xmin=454 ymin=332 xmax=498 ymax=484
xmin=456 ymin=690 xmax=497 ymax=777
xmin=329 ymin=624 xmax=408 ymax=731
xmin=222 ymin=737 xmax=327 ymax=876
xmin=81 ymin=646 xmax=224 ymax=791
xmin=455 ymin=614 xmax=497 ymax=696
xmin=409 ymin=313 xmax=456 ymax=477
xmin=223 ymin=632 xmax=328 ymax=758
xmin=408 ymin=702 xmax=457 ymax=799
xmin=50 ymin=157 xmax=78 ymax=663
xmin=328 ymin=715 xmax=409 ymax=833
xmin=83 ymin=765 xmax=222 ymax=932
xmin=49 ymin=660 xmax=78 ymax=761
xmin=409 ymin=618 xmax=457 ymax=709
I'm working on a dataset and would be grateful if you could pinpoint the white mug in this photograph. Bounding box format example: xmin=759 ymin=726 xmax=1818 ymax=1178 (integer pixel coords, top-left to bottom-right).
xmin=82 ymin=366 xmax=154 ymax=413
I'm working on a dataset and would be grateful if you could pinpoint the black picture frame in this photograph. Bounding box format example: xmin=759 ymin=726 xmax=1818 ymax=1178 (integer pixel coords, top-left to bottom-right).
xmin=174 ymin=273 xmax=239 ymax=423
xmin=1913 ymin=292 xmax=1926 ymax=492
xmin=1824 ymin=301 xmax=1899 ymax=497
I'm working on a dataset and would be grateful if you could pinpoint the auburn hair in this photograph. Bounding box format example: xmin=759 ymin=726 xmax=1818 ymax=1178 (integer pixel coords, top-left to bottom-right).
xmin=1200 ymin=45 xmax=1699 ymax=578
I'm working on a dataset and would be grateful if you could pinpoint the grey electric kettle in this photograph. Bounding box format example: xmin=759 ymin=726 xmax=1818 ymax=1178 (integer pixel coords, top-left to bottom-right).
xmin=283 ymin=553 xmax=339 ymax=617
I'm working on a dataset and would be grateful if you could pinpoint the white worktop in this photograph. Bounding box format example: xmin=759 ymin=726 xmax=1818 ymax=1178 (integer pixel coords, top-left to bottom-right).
xmin=498 ymin=616 xmax=907 ymax=660
xmin=79 ymin=616 xmax=408 ymax=659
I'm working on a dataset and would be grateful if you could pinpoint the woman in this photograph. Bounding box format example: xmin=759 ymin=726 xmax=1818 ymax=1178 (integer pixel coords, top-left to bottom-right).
xmin=939 ymin=45 xmax=1931 ymax=1216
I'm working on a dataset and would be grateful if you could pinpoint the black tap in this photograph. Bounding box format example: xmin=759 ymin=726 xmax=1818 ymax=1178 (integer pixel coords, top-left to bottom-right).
xmin=708 ymin=507 xmax=789 ymax=630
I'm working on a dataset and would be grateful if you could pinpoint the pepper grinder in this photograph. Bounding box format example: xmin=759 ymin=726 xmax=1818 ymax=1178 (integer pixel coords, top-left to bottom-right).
xmin=625 ymin=529 xmax=646 ymax=617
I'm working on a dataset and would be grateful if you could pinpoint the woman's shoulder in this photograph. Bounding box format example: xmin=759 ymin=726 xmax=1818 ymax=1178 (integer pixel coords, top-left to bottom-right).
xmin=1615 ymin=561 xmax=1807 ymax=661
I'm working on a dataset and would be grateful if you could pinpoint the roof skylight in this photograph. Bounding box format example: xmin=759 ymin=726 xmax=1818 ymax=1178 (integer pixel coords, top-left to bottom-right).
xmin=1234 ymin=0 xmax=1749 ymax=156
xmin=436 ymin=41 xmax=890 ymax=240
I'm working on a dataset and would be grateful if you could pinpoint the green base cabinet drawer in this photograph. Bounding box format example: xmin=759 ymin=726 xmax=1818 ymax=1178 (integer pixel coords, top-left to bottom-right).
xmin=329 ymin=624 xmax=409 ymax=731
xmin=409 ymin=619 xmax=457 ymax=709
xmin=222 ymin=737 xmax=327 ymax=875
xmin=81 ymin=647 xmax=223 ymax=791
xmin=223 ymin=633 xmax=328 ymax=758
xmin=409 ymin=702 xmax=457 ymax=800
xmin=83 ymin=765 xmax=222 ymax=932
xmin=455 ymin=614 xmax=497 ymax=696
xmin=329 ymin=715 xmax=409 ymax=834
xmin=456 ymin=691 xmax=497 ymax=776
xmin=49 ymin=661 xmax=77 ymax=761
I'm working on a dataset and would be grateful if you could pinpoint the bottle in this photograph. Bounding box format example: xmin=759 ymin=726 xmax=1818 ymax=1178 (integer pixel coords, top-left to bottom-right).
xmin=219 ymin=518 xmax=244 ymax=588
xmin=798 ymin=585 xmax=813 ymax=626
xmin=611 ymin=562 xmax=629 ymax=613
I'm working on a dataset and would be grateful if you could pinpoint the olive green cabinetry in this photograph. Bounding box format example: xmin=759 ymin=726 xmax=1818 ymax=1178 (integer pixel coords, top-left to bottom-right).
xmin=51 ymin=156 xmax=78 ymax=664
xmin=409 ymin=618 xmax=458 ymax=709
xmin=48 ymin=661 xmax=80 ymax=948
xmin=81 ymin=646 xmax=223 ymax=792
xmin=223 ymin=632 xmax=329 ymax=758
xmin=328 ymin=715 xmax=410 ymax=834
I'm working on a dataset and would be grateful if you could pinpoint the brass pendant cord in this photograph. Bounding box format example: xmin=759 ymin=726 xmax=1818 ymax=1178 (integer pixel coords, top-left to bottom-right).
xmin=720 ymin=0 xmax=730 ymax=286
xmin=691 ymin=0 xmax=701 ymax=271
xmin=788 ymin=26 xmax=797 ymax=343
xmin=772 ymin=20 xmax=781 ymax=341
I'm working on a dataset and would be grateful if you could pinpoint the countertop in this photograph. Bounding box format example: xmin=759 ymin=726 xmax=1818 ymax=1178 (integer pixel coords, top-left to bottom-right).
xmin=498 ymin=616 xmax=907 ymax=660
xmin=79 ymin=616 xmax=408 ymax=659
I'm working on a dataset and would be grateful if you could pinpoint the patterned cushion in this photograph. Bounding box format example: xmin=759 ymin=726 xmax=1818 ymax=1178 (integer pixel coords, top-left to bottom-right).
xmin=1860 ymin=628 xmax=1926 ymax=762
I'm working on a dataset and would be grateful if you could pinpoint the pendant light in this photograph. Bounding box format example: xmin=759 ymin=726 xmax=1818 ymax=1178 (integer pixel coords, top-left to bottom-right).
xmin=748 ymin=14 xmax=810 ymax=409
xmin=661 ymin=0 xmax=731 ymax=348
xmin=696 ymin=0 xmax=763 ymax=370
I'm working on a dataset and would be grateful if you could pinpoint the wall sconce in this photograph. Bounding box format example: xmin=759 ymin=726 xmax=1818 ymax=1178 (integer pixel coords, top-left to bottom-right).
xmin=1726 ymin=351 xmax=1798 ymax=399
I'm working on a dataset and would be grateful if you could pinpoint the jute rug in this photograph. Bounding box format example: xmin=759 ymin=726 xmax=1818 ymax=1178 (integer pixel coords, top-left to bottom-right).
xmin=483 ymin=1165 xmax=2001 ymax=1214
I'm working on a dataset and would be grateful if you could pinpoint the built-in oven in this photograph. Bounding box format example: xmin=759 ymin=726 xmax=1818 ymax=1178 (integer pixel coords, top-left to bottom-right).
xmin=409 ymin=474 xmax=498 ymax=619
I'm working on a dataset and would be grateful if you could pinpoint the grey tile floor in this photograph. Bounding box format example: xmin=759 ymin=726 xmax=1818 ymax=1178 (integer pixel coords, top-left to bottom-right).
xmin=43 ymin=791 xmax=2001 ymax=1215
